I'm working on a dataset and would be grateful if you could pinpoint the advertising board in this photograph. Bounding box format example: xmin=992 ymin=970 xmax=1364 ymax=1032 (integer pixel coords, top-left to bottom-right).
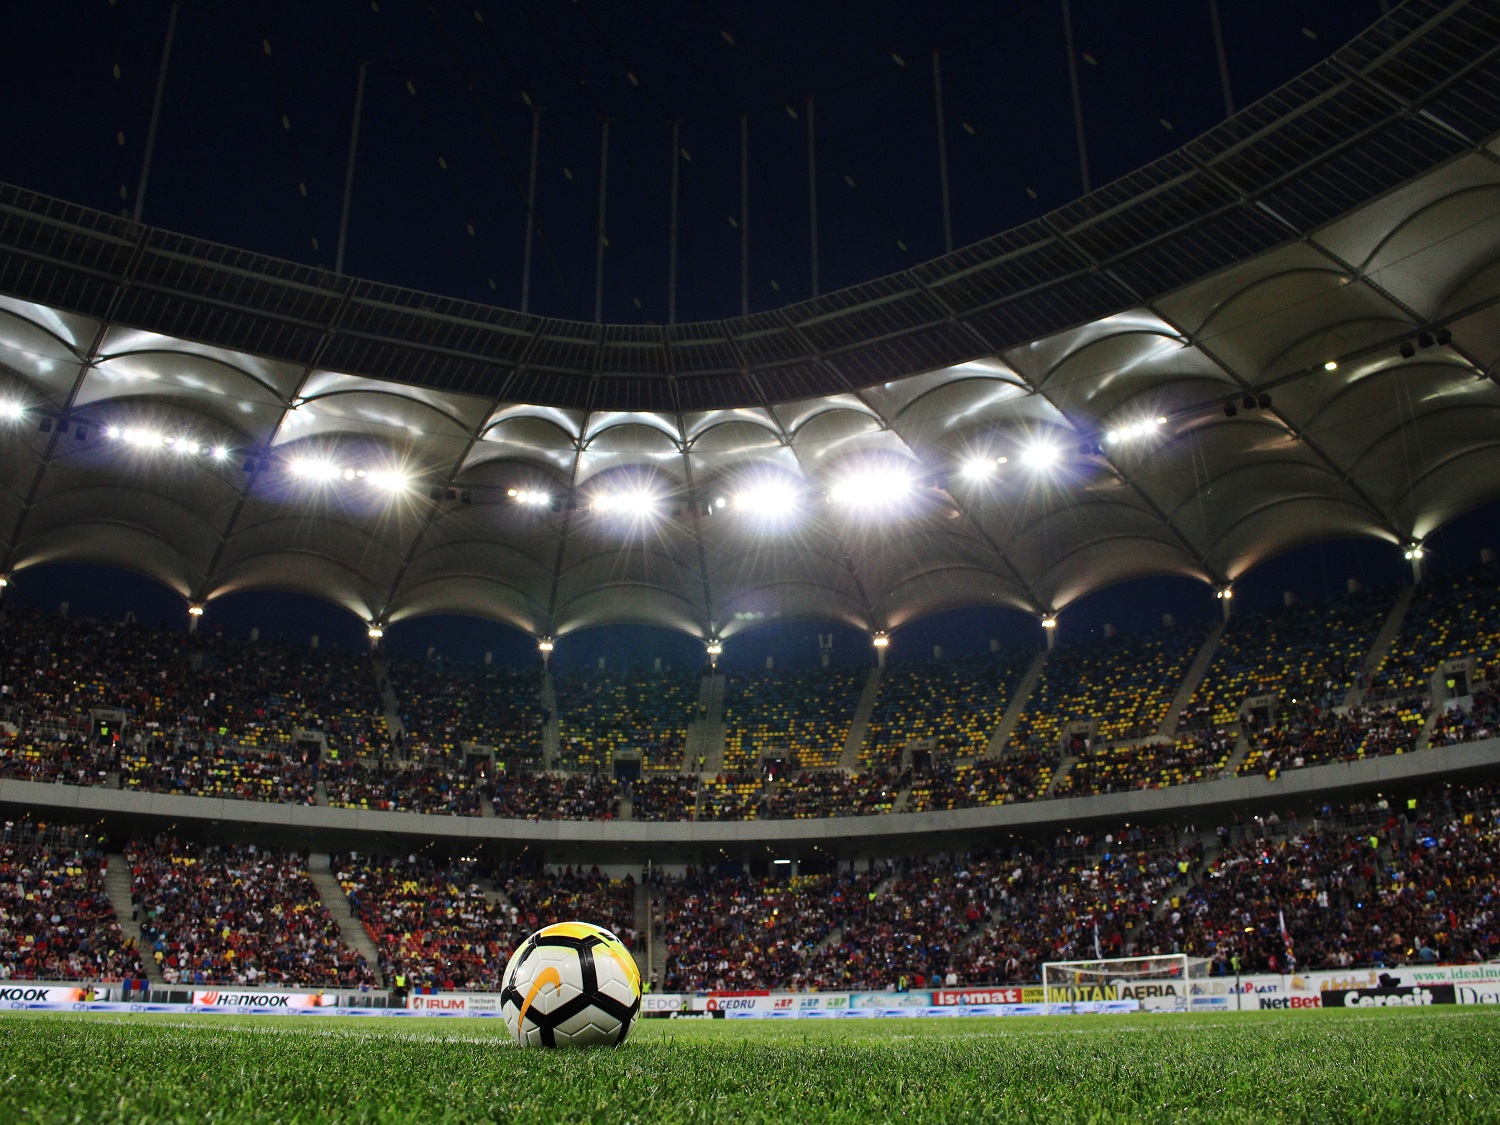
xmin=0 ymin=985 xmax=92 ymax=1005
xmin=408 ymin=993 xmax=503 ymax=1014
xmin=191 ymin=990 xmax=338 ymax=1010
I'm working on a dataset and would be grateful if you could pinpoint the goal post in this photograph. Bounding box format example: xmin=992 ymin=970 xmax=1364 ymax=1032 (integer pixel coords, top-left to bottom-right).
xmin=1042 ymin=954 xmax=1212 ymax=1014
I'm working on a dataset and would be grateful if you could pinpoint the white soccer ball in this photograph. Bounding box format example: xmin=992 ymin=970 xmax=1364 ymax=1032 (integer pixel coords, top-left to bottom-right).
xmin=500 ymin=921 xmax=642 ymax=1048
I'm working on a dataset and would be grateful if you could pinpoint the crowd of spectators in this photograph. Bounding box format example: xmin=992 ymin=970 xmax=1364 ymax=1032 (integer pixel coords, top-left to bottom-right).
xmin=1054 ymin=730 xmax=1234 ymax=796
xmin=0 ymin=724 xmax=110 ymax=787
xmin=1429 ymin=686 xmax=1500 ymax=747
xmin=386 ymin=657 xmax=543 ymax=761
xmin=1239 ymin=701 xmax=1424 ymax=777
xmin=0 ymin=820 xmax=142 ymax=981
xmin=323 ymin=760 xmax=486 ymax=816
xmin=1010 ymin=624 xmax=1207 ymax=752
xmin=908 ymin=753 xmax=1056 ymax=812
xmin=722 ymin=666 xmax=865 ymax=770
xmin=556 ymin=668 xmax=698 ymax=772
xmin=655 ymin=869 xmax=882 ymax=991
xmin=504 ymin=867 xmax=639 ymax=949
xmin=863 ymin=649 xmax=1035 ymax=765
xmin=631 ymin=774 xmax=698 ymax=821
xmin=1186 ymin=591 xmax=1394 ymax=729
xmin=129 ymin=838 xmax=376 ymax=987
xmin=336 ymin=852 xmax=521 ymax=990
xmin=758 ymin=768 xmax=903 ymax=819
xmin=121 ymin=738 xmax=316 ymax=804
xmin=1372 ymin=562 xmax=1500 ymax=698
xmin=491 ymin=771 xmax=620 ymax=820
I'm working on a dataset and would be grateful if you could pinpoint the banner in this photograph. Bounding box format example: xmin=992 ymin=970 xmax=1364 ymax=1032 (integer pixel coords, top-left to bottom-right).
xmin=642 ymin=994 xmax=687 ymax=1014
xmin=191 ymin=990 xmax=337 ymax=1010
xmin=849 ymin=991 xmax=934 ymax=1010
xmin=932 ymin=987 xmax=1044 ymax=1006
xmin=0 ymin=985 xmax=92 ymax=1005
xmin=692 ymin=993 xmax=854 ymax=1014
xmin=1323 ymin=985 xmax=1455 ymax=1008
xmin=408 ymin=993 xmax=502 ymax=1014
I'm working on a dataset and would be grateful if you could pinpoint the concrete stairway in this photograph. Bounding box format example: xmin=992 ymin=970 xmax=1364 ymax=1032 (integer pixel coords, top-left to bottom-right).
xmin=618 ymin=789 xmax=634 ymax=820
xmin=985 ymin=649 xmax=1047 ymax=756
xmin=313 ymin=780 xmax=329 ymax=806
xmin=104 ymin=854 xmax=160 ymax=983
xmin=838 ymin=666 xmax=884 ymax=768
xmin=541 ymin=668 xmax=560 ymax=768
xmin=306 ymin=854 xmax=385 ymax=984
xmin=1221 ymin=732 xmax=1252 ymax=777
xmin=1157 ymin=621 xmax=1225 ymax=737
xmin=1344 ymin=586 xmax=1414 ymax=708
xmin=690 ymin=674 xmax=727 ymax=773
xmin=633 ymin=881 xmax=652 ymax=985
xmin=1041 ymin=755 xmax=1076 ymax=798
xmin=373 ymin=654 xmax=404 ymax=739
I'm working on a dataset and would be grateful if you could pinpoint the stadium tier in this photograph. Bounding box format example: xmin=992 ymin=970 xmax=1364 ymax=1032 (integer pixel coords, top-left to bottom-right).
xmin=8 ymin=563 xmax=1500 ymax=819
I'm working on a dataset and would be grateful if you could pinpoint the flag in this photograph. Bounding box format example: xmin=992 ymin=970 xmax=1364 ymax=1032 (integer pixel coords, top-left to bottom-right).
xmin=1278 ymin=908 xmax=1293 ymax=955
xmin=1093 ymin=919 xmax=1102 ymax=961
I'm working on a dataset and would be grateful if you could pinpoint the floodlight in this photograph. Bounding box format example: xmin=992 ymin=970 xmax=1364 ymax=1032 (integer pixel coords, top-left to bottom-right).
xmin=366 ymin=470 xmax=409 ymax=493
xmin=830 ymin=466 xmax=914 ymax=508
xmin=367 ymin=625 xmax=385 ymax=640
xmin=592 ymin=487 xmax=661 ymax=517
xmin=290 ymin=458 xmax=340 ymax=481
xmin=706 ymin=640 xmax=723 ymax=657
xmin=872 ymin=632 xmax=890 ymax=649
xmin=772 ymin=858 xmax=792 ymax=865
xmin=0 ymin=402 xmax=23 ymax=420
xmin=538 ymin=637 xmax=555 ymax=653
xmin=210 ymin=445 xmax=229 ymax=461
xmin=1323 ymin=360 xmax=1338 ymax=371
xmin=1022 ymin=442 xmax=1060 ymax=468
xmin=120 ymin=428 xmax=163 ymax=447
xmin=187 ymin=605 xmax=204 ymax=617
xmin=508 ymin=488 xmax=551 ymax=507
xmin=733 ymin=481 xmax=798 ymax=516
xmin=961 ymin=457 xmax=999 ymax=480
xmin=1040 ymin=615 xmax=1057 ymax=629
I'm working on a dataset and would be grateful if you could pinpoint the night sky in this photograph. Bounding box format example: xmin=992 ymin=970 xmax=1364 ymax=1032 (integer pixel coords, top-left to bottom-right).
xmin=5 ymin=0 xmax=1487 ymax=672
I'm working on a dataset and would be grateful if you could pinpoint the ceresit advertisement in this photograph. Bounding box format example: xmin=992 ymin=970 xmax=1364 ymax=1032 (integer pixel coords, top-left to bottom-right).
xmin=190 ymin=990 xmax=338 ymax=1010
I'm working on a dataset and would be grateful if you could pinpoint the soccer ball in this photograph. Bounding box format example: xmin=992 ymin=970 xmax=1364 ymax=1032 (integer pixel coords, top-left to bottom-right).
xmin=500 ymin=921 xmax=641 ymax=1048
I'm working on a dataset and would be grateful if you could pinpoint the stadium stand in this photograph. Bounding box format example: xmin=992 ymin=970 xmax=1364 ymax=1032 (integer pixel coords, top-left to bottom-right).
xmin=757 ymin=768 xmax=903 ymax=819
xmin=490 ymin=771 xmax=621 ymax=820
xmin=386 ymin=657 xmax=543 ymax=762
xmin=323 ymin=760 xmax=487 ymax=816
xmin=1183 ymin=591 xmax=1396 ymax=730
xmin=503 ymin=867 xmax=639 ymax=949
xmin=1430 ymin=687 xmax=1500 ymax=747
xmin=335 ymin=853 xmax=521 ymax=991
xmin=0 ymin=820 xmax=143 ymax=981
xmin=907 ymin=752 xmax=1056 ymax=812
xmin=722 ymin=666 xmax=866 ymax=770
xmin=1371 ymin=562 xmax=1500 ymax=699
xmin=697 ymin=773 xmax=764 ymax=821
xmin=121 ymin=739 xmax=316 ymax=804
xmin=863 ymin=649 xmax=1036 ymax=764
xmin=1010 ymin=625 xmax=1207 ymax=753
xmin=1238 ymin=700 xmax=1425 ymax=777
xmin=1054 ymin=730 xmax=1235 ymax=796
xmin=129 ymin=839 xmax=376 ymax=987
xmin=556 ymin=668 xmax=698 ymax=772
xmin=631 ymin=774 xmax=698 ymax=821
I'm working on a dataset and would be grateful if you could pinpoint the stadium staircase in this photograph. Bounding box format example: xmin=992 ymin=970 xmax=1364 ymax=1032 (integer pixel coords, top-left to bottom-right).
xmin=618 ymin=788 xmax=634 ymax=820
xmin=688 ymin=674 xmax=726 ymax=773
xmin=104 ymin=854 xmax=161 ymax=984
xmin=374 ymin=655 xmax=403 ymax=739
xmin=838 ymin=666 xmax=884 ymax=769
xmin=1222 ymin=733 xmax=1253 ymax=776
xmin=631 ymin=881 xmax=651 ymax=984
xmin=1157 ymin=622 xmax=1225 ymax=738
xmin=540 ymin=668 xmax=560 ymax=768
xmin=312 ymin=780 xmax=329 ymax=805
xmin=985 ymin=649 xmax=1047 ymax=755
xmin=306 ymin=854 xmax=386 ymax=985
xmin=1343 ymin=585 xmax=1414 ymax=708
xmin=1041 ymin=756 xmax=1075 ymax=798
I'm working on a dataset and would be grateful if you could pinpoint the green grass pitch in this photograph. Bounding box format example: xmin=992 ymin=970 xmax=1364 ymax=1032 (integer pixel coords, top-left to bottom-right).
xmin=2 ymin=1008 xmax=1498 ymax=1123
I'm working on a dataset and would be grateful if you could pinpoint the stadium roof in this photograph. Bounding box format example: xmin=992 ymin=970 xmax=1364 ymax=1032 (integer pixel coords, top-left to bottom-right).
xmin=0 ymin=1 xmax=1498 ymax=642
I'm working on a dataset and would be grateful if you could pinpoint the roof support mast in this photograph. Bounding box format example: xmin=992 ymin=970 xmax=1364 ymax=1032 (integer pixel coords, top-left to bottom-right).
xmin=1060 ymin=0 xmax=1090 ymax=194
xmin=335 ymin=60 xmax=368 ymax=276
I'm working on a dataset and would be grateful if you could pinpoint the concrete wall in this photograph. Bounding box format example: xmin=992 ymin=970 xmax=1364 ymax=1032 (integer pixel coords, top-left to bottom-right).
xmin=5 ymin=739 xmax=1497 ymax=862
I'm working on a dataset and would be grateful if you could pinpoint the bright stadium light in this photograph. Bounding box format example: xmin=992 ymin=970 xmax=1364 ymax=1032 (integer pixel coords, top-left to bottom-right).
xmin=112 ymin=427 xmax=164 ymax=447
xmin=592 ymin=487 xmax=661 ymax=517
xmin=830 ymin=465 xmax=914 ymax=509
xmin=187 ymin=604 xmax=204 ymax=617
xmin=733 ymin=480 xmax=799 ymax=517
xmin=0 ymin=401 xmax=24 ymax=420
xmin=706 ymin=639 xmax=723 ymax=657
xmin=210 ymin=445 xmax=229 ymax=461
xmin=961 ymin=456 xmax=1001 ymax=480
xmin=872 ymin=632 xmax=890 ymax=649
xmin=366 ymin=469 xmax=409 ymax=494
xmin=1022 ymin=441 xmax=1061 ymax=469
xmin=538 ymin=637 xmax=555 ymax=654
xmin=1403 ymin=543 xmax=1425 ymax=561
xmin=289 ymin=458 xmax=341 ymax=481
xmin=1104 ymin=417 xmax=1167 ymax=444
xmin=367 ymin=624 xmax=384 ymax=640
xmin=507 ymin=487 xmax=551 ymax=507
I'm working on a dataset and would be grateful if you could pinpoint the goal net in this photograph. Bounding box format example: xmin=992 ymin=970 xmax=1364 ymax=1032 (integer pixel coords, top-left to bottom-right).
xmin=1042 ymin=954 xmax=1211 ymax=1014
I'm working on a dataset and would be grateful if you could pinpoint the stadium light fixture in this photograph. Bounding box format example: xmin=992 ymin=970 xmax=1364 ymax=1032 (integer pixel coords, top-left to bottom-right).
xmin=591 ymin=486 xmax=661 ymax=517
xmin=0 ymin=402 xmax=24 ymax=420
xmin=733 ymin=481 xmax=799 ymax=517
xmin=961 ymin=456 xmax=1002 ymax=480
xmin=210 ymin=445 xmax=229 ymax=461
xmin=872 ymin=632 xmax=890 ymax=649
xmin=187 ymin=604 xmax=204 ymax=617
xmin=830 ymin=466 xmax=914 ymax=509
xmin=1040 ymin=615 xmax=1057 ymax=629
xmin=1021 ymin=441 xmax=1060 ymax=469
xmin=367 ymin=624 xmax=384 ymax=640
xmin=366 ymin=469 xmax=409 ymax=494
xmin=706 ymin=640 xmax=723 ymax=657
xmin=1105 ymin=417 xmax=1169 ymax=444
xmin=0 ymin=577 xmax=8 ymax=588
xmin=1215 ymin=587 xmax=1233 ymax=600
xmin=1323 ymin=360 xmax=1339 ymax=371
xmin=1403 ymin=543 xmax=1425 ymax=561
xmin=538 ymin=637 xmax=555 ymax=654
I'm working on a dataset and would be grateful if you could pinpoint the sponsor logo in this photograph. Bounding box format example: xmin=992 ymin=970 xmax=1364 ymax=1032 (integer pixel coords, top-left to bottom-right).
xmin=704 ymin=997 xmax=761 ymax=1012
xmin=1326 ymin=985 xmax=1455 ymax=1008
xmin=0 ymin=987 xmax=82 ymax=1003
xmin=933 ymin=988 xmax=1024 ymax=1006
xmin=410 ymin=996 xmax=468 ymax=1012
xmin=1457 ymin=986 xmax=1500 ymax=1005
xmin=197 ymin=992 xmax=290 ymax=1008
xmin=1257 ymin=995 xmax=1322 ymax=1010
